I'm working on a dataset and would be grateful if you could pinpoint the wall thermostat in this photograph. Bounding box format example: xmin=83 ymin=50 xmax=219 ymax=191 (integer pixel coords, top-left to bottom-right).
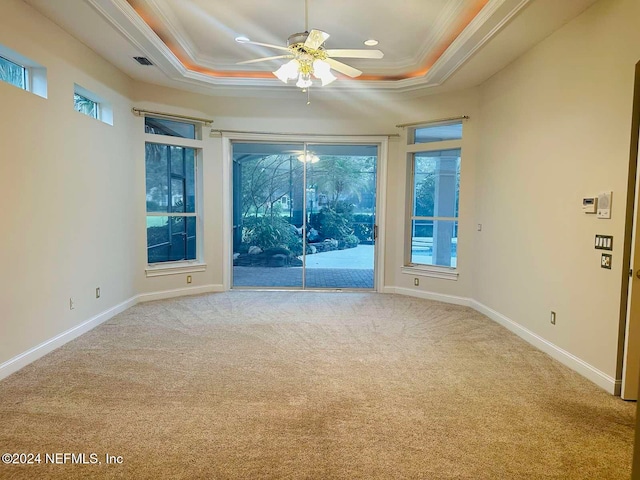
xmin=597 ymin=191 xmax=612 ymax=219
xmin=582 ymin=197 xmax=597 ymax=214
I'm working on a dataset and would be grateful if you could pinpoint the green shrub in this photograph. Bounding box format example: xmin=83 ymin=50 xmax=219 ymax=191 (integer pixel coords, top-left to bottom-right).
xmin=311 ymin=201 xmax=354 ymax=241
xmin=353 ymin=214 xmax=374 ymax=243
xmin=343 ymin=234 xmax=359 ymax=249
xmin=243 ymin=216 xmax=297 ymax=251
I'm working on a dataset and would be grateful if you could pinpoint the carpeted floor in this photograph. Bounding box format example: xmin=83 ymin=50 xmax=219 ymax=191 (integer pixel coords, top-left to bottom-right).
xmin=0 ymin=292 xmax=635 ymax=479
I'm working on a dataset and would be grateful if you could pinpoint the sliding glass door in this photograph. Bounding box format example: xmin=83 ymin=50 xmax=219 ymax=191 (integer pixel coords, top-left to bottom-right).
xmin=232 ymin=141 xmax=378 ymax=290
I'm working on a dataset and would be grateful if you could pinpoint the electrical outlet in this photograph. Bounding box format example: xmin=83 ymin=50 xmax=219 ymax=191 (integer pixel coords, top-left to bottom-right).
xmin=96 ymin=287 xmax=101 ymax=299
xmin=69 ymin=298 xmax=75 ymax=310
xmin=414 ymin=278 xmax=419 ymax=286
xmin=601 ymin=253 xmax=612 ymax=269
xmin=187 ymin=275 xmax=192 ymax=284
xmin=550 ymin=311 xmax=556 ymax=325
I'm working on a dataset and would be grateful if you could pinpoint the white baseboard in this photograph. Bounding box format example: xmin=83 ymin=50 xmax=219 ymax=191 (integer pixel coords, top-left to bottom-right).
xmin=470 ymin=300 xmax=619 ymax=394
xmin=381 ymin=285 xmax=619 ymax=394
xmin=382 ymin=286 xmax=472 ymax=307
xmin=137 ymin=284 xmax=225 ymax=303
xmin=0 ymin=295 xmax=137 ymax=381
xmin=0 ymin=284 xmax=226 ymax=381
xmin=2 ymin=283 xmax=620 ymax=394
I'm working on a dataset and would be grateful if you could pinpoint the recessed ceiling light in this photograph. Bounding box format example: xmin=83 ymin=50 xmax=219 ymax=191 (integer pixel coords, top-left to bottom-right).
xmin=235 ymin=36 xmax=250 ymax=43
xmin=364 ymin=39 xmax=379 ymax=46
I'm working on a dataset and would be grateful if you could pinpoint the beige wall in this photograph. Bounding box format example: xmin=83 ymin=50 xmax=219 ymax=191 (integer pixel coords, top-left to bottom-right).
xmin=130 ymin=84 xmax=479 ymax=299
xmin=474 ymin=0 xmax=640 ymax=380
xmin=0 ymin=0 xmax=137 ymax=365
xmin=2 ymin=0 xmax=639 ymax=394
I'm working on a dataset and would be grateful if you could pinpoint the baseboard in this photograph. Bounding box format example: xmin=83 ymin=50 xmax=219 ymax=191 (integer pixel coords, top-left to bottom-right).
xmin=0 ymin=295 xmax=137 ymax=381
xmin=137 ymin=284 xmax=225 ymax=303
xmin=382 ymin=285 xmax=619 ymax=394
xmin=470 ymin=300 xmax=619 ymax=394
xmin=382 ymin=286 xmax=472 ymax=307
xmin=2 ymin=283 xmax=619 ymax=395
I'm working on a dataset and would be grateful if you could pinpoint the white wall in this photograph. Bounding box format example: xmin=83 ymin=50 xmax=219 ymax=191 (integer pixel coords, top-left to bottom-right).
xmin=0 ymin=0 xmax=137 ymax=367
xmin=474 ymin=0 xmax=640 ymax=383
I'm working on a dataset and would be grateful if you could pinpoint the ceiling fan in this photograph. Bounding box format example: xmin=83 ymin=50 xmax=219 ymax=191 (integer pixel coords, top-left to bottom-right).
xmin=235 ymin=0 xmax=384 ymax=90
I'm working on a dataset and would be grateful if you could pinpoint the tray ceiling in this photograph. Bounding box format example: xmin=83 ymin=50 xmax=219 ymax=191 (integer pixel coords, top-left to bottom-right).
xmin=24 ymin=0 xmax=599 ymax=96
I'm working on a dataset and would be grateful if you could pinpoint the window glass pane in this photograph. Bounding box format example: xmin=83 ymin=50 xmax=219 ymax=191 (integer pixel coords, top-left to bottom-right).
xmin=413 ymin=149 xmax=460 ymax=218
xmin=185 ymin=149 xmax=195 ymax=213
xmin=146 ymin=144 xmax=196 ymax=215
xmin=170 ymin=146 xmax=184 ymax=175
xmin=145 ymin=116 xmax=196 ymax=139
xmin=411 ymin=122 xmax=462 ymax=144
xmin=186 ymin=217 xmax=197 ymax=259
xmin=147 ymin=216 xmax=196 ymax=263
xmin=411 ymin=220 xmax=458 ymax=268
xmin=145 ymin=143 xmax=169 ymax=213
xmin=74 ymin=93 xmax=98 ymax=118
xmin=171 ymin=178 xmax=185 ymax=213
xmin=0 ymin=55 xmax=25 ymax=89
xmin=147 ymin=216 xmax=169 ymax=264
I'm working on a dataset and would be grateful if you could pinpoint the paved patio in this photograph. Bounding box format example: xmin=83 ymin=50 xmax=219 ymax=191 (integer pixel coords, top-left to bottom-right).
xmin=233 ymin=245 xmax=375 ymax=289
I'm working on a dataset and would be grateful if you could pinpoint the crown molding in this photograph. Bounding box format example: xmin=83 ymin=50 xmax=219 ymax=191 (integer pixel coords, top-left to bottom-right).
xmin=85 ymin=0 xmax=531 ymax=94
xmin=425 ymin=0 xmax=531 ymax=85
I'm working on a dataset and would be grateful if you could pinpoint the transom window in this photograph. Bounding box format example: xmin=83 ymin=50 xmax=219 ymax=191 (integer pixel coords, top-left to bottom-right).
xmin=73 ymin=92 xmax=98 ymax=119
xmin=0 ymin=55 xmax=27 ymax=90
xmin=0 ymin=44 xmax=47 ymax=98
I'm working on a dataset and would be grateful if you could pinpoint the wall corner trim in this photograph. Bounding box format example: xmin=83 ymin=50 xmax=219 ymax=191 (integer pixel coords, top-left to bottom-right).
xmin=137 ymin=284 xmax=225 ymax=303
xmin=382 ymin=286 xmax=472 ymax=307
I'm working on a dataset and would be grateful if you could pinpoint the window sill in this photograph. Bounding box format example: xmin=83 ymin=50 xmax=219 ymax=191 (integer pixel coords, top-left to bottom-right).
xmin=145 ymin=262 xmax=207 ymax=278
xmin=401 ymin=265 xmax=458 ymax=281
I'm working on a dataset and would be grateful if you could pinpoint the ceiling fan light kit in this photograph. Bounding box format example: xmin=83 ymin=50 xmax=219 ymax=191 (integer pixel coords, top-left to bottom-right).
xmin=236 ymin=0 xmax=383 ymax=99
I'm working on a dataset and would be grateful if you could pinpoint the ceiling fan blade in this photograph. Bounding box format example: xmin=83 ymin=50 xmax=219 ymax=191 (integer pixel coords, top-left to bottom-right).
xmin=325 ymin=58 xmax=362 ymax=78
xmin=325 ymin=49 xmax=384 ymax=59
xmin=237 ymin=55 xmax=293 ymax=65
xmin=236 ymin=39 xmax=291 ymax=53
xmin=304 ymin=29 xmax=330 ymax=50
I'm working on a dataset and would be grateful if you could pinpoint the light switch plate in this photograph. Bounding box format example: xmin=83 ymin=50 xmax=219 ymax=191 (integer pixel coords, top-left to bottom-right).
xmin=594 ymin=234 xmax=613 ymax=251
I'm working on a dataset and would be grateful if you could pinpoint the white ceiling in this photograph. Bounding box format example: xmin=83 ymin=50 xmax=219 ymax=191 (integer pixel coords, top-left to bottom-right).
xmin=24 ymin=0 xmax=598 ymax=97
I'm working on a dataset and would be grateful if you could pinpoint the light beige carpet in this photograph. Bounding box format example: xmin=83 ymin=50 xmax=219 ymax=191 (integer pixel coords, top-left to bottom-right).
xmin=0 ymin=292 xmax=635 ymax=479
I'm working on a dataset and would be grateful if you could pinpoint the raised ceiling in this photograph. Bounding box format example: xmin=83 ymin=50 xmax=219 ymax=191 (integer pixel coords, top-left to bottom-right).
xmin=24 ymin=0 xmax=599 ymax=96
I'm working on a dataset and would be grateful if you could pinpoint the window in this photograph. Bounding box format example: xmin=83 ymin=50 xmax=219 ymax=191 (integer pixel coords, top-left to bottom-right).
xmin=0 ymin=55 xmax=27 ymax=90
xmin=145 ymin=142 xmax=198 ymax=264
xmin=404 ymin=120 xmax=463 ymax=278
xmin=0 ymin=44 xmax=47 ymax=98
xmin=145 ymin=116 xmax=197 ymax=139
xmin=73 ymin=84 xmax=112 ymax=124
xmin=73 ymin=92 xmax=98 ymax=119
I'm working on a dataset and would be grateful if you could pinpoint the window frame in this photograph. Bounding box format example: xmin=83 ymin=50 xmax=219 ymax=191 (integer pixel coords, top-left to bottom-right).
xmin=403 ymin=120 xmax=463 ymax=281
xmin=144 ymin=118 xmax=205 ymax=276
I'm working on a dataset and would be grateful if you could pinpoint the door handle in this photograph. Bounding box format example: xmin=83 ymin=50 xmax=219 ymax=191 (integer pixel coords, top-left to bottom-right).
xmin=636 ymin=270 xmax=640 ymax=279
